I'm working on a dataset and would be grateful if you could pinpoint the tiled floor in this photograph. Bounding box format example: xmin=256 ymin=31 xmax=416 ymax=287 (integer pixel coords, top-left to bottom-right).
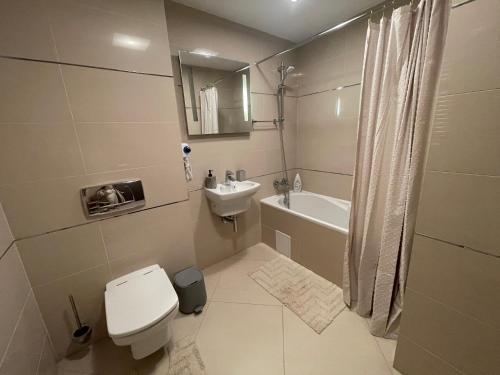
xmin=57 ymin=243 xmax=401 ymax=375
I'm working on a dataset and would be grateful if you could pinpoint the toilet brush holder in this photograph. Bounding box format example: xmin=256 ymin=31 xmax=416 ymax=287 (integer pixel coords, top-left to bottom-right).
xmin=69 ymin=294 xmax=92 ymax=344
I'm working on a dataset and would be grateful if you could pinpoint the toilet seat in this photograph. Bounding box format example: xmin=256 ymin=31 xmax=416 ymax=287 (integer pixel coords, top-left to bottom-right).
xmin=105 ymin=265 xmax=178 ymax=339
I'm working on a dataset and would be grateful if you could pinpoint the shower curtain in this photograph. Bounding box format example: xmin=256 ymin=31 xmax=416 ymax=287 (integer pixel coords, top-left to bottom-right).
xmin=200 ymin=86 xmax=219 ymax=134
xmin=343 ymin=0 xmax=450 ymax=338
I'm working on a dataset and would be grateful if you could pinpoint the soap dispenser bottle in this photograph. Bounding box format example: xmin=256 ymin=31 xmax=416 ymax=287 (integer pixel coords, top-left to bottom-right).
xmin=205 ymin=170 xmax=217 ymax=189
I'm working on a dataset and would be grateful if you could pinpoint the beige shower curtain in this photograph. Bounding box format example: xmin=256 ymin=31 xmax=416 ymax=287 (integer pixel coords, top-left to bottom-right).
xmin=343 ymin=0 xmax=450 ymax=338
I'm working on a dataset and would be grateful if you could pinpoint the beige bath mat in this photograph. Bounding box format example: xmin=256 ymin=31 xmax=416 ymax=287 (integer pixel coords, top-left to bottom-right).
xmin=250 ymin=254 xmax=345 ymax=333
xmin=168 ymin=335 xmax=205 ymax=375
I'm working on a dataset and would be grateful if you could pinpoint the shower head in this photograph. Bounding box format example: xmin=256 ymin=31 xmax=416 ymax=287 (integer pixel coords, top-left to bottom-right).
xmin=278 ymin=64 xmax=296 ymax=84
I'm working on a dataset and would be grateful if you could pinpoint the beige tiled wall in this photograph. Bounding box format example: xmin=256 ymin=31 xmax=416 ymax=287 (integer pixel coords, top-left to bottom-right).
xmin=0 ymin=0 xmax=300 ymax=360
xmin=293 ymin=18 xmax=366 ymax=199
xmin=165 ymin=2 xmax=298 ymax=267
xmin=0 ymin=0 xmax=197 ymax=360
xmin=394 ymin=1 xmax=500 ymax=374
xmin=0 ymin=203 xmax=58 ymax=375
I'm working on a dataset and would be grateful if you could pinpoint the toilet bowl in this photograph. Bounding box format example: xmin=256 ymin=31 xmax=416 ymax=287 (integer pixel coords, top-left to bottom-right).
xmin=104 ymin=265 xmax=178 ymax=359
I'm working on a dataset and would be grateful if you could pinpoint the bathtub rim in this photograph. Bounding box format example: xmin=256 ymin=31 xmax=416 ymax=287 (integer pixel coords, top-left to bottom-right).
xmin=260 ymin=191 xmax=350 ymax=235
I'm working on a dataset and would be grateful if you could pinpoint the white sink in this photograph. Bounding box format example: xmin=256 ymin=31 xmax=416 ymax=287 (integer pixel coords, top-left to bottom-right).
xmin=205 ymin=180 xmax=261 ymax=217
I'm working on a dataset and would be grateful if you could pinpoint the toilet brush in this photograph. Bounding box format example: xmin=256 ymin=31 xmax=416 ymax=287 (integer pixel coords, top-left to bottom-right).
xmin=69 ymin=294 xmax=92 ymax=344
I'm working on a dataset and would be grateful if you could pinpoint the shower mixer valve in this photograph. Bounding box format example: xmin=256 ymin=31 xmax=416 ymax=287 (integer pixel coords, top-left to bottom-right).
xmin=273 ymin=178 xmax=290 ymax=192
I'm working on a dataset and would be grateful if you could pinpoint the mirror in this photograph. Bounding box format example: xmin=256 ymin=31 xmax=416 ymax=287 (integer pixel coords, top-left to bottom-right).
xmin=179 ymin=50 xmax=252 ymax=136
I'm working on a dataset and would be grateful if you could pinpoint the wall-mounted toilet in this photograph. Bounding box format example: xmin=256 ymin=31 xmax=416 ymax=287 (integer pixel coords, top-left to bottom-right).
xmin=104 ymin=265 xmax=178 ymax=359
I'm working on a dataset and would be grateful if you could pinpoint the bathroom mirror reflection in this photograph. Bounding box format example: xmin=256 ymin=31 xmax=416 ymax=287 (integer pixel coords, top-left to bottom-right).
xmin=179 ymin=50 xmax=252 ymax=136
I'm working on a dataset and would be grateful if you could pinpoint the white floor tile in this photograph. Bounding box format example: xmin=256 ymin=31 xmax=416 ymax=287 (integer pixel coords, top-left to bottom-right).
xmin=197 ymin=301 xmax=284 ymax=375
xmin=210 ymin=258 xmax=282 ymax=306
xmin=375 ymin=336 xmax=398 ymax=370
xmin=283 ymin=308 xmax=392 ymax=375
xmin=231 ymin=242 xmax=280 ymax=261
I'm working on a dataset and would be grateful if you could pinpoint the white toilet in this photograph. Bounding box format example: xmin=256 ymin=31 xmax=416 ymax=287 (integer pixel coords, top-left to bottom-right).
xmin=104 ymin=265 xmax=178 ymax=359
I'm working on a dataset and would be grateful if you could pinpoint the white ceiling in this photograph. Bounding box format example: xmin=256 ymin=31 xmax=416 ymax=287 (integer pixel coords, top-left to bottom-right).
xmin=171 ymin=0 xmax=382 ymax=42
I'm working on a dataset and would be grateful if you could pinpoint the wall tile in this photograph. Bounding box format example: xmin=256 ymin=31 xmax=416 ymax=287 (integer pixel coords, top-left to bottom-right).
xmin=0 ymin=59 xmax=71 ymax=124
xmin=291 ymin=14 xmax=363 ymax=205
xmin=416 ymin=171 xmax=500 ymax=256
xmin=66 ymin=0 xmax=167 ymax=26
xmin=61 ymin=66 xmax=179 ymax=123
xmin=408 ymin=235 xmax=500 ymax=329
xmin=0 ymin=292 xmax=46 ymax=375
xmin=400 ymin=289 xmax=500 ymax=375
xmin=101 ymin=202 xmax=195 ymax=275
xmin=298 ymin=169 xmax=353 ymax=200
xmin=108 ymin=242 xmax=194 ymax=281
xmin=47 ymin=0 xmax=172 ymax=75
xmin=0 ymin=122 xmax=85 ymax=185
xmin=0 ymin=164 xmax=187 ymax=238
xmin=428 ymin=89 xmax=500 ymax=175
xmin=17 ymin=223 xmax=107 ymax=287
xmin=293 ymin=218 xmax=346 ymax=286
xmin=0 ymin=0 xmax=58 ymax=61
xmin=76 ymin=121 xmax=182 ymax=174
xmin=297 ymin=86 xmax=359 ymax=175
xmin=297 ymin=56 xmax=345 ymax=97
xmin=261 ymin=225 xmax=276 ymax=249
xmin=0 ymin=246 xmax=31 ymax=361
xmin=397 ymin=1 xmax=500 ymax=373
xmin=260 ymin=205 xmax=303 ymax=242
xmin=0 ymin=203 xmax=14 ymax=252
xmin=297 ymin=30 xmax=344 ymax=72
xmin=438 ymin=0 xmax=500 ymax=95
xmin=34 ymin=265 xmax=111 ymax=358
xmin=250 ymin=93 xmax=277 ymax=122
xmin=394 ymin=336 xmax=462 ymax=375
xmin=295 ymin=19 xmax=365 ymax=97
xmin=261 ymin=203 xmax=346 ymax=286
xmin=165 ymin=1 xmax=290 ymax=65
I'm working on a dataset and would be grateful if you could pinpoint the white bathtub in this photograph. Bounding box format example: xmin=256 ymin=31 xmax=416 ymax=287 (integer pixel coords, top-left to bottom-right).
xmin=260 ymin=191 xmax=351 ymax=235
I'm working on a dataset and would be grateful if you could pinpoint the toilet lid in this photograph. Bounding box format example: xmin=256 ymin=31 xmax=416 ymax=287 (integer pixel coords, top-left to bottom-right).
xmin=105 ymin=265 xmax=178 ymax=338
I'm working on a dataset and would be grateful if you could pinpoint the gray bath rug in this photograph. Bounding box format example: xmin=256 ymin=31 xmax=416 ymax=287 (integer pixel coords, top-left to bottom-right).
xmin=250 ymin=254 xmax=345 ymax=334
xmin=168 ymin=335 xmax=205 ymax=375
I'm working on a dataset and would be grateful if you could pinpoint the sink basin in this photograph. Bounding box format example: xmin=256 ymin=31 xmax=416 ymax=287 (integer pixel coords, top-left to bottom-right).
xmin=205 ymin=180 xmax=261 ymax=217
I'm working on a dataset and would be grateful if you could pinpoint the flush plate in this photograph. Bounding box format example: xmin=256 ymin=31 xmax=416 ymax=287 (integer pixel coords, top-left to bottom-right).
xmin=81 ymin=179 xmax=145 ymax=217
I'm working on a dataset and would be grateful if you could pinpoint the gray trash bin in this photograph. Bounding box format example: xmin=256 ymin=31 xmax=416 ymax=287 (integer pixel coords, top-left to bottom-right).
xmin=173 ymin=266 xmax=207 ymax=314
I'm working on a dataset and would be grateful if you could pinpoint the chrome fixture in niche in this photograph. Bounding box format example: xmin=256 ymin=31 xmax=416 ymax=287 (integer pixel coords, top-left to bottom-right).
xmin=81 ymin=179 xmax=145 ymax=217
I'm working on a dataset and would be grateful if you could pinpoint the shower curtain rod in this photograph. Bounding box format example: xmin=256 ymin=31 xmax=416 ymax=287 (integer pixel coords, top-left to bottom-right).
xmin=238 ymin=0 xmax=475 ymax=70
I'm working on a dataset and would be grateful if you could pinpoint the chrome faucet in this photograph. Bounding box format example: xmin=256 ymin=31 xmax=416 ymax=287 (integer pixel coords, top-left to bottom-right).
xmin=225 ymin=170 xmax=236 ymax=185
xmin=273 ymin=177 xmax=290 ymax=208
